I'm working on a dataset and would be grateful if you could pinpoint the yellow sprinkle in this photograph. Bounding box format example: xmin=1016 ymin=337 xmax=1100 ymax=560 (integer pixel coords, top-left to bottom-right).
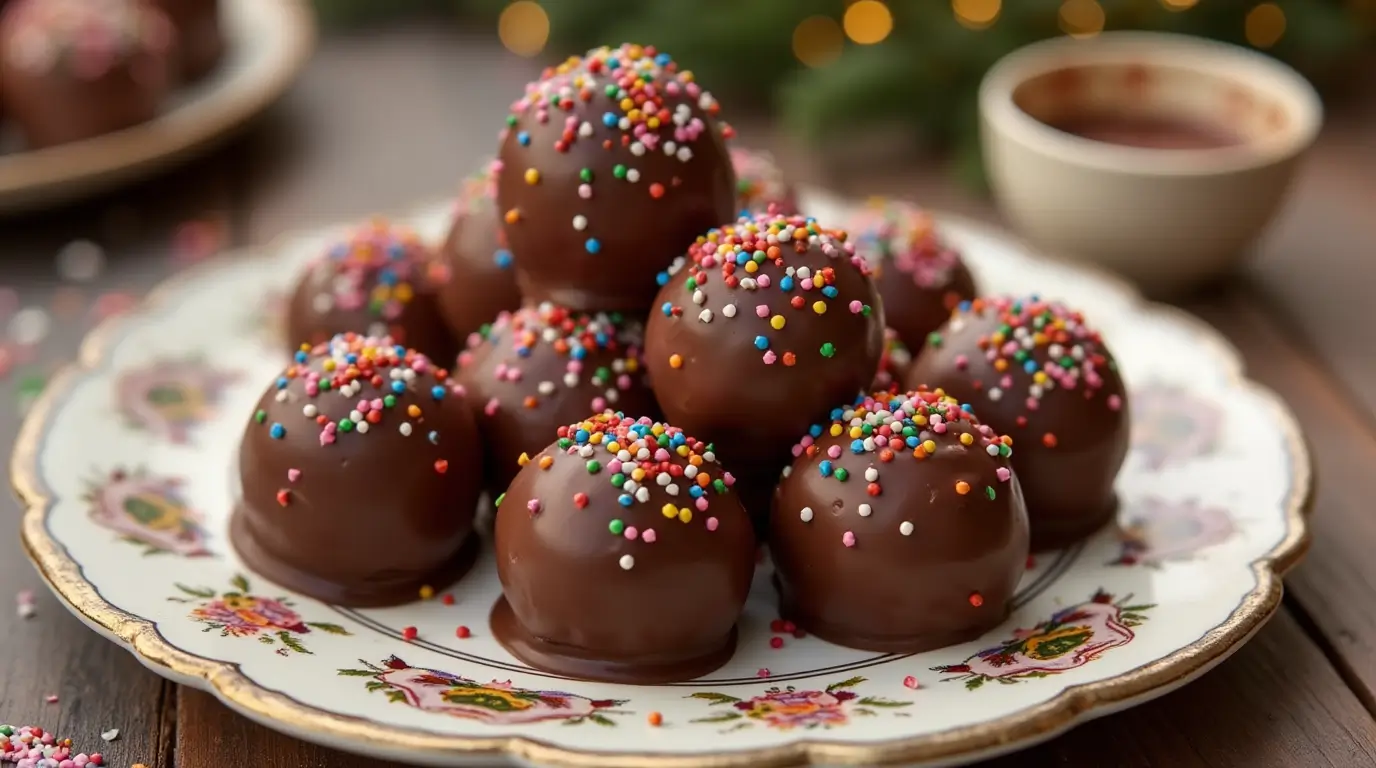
xmin=912 ymin=414 xmax=927 ymax=426
xmin=770 ymin=315 xmax=786 ymax=330
xmin=607 ymin=440 xmax=620 ymax=453
xmin=647 ymin=116 xmax=660 ymax=129
xmin=620 ymin=97 xmax=635 ymax=111
xmin=518 ymin=453 xmax=531 ymax=466
xmin=407 ymin=405 xmax=422 ymax=418
xmin=625 ymin=358 xmax=639 ymax=373
xmin=669 ymin=354 xmax=683 ymax=369
xmin=627 ymin=109 xmax=642 ymax=122
xmin=504 ymin=208 xmax=521 ymax=224
xmin=651 ymin=424 xmax=665 ymax=435
xmin=539 ymin=455 xmax=554 ymax=469
xmin=959 ymin=432 xmax=974 ymax=445
xmin=812 ymin=301 xmax=827 ymax=314
xmin=662 ymin=503 xmax=678 ymax=519
xmin=678 ymin=508 xmax=693 ymax=523
xmin=848 ymin=426 xmax=863 ymax=439
xmin=676 ymin=445 xmax=690 ymax=456
xmin=744 ymin=260 xmax=759 ymax=273
xmin=922 ymin=439 xmax=937 ymax=454
xmin=631 ymin=468 xmax=647 ymax=481
xmin=419 ymin=585 xmax=435 ymax=600
xmin=830 ymin=424 xmax=844 ymax=437
xmin=395 ymin=283 xmax=414 ymax=302
xmin=524 ymin=168 xmax=540 ymax=185
xmin=590 ymin=431 xmax=603 ymax=444
xmin=1033 ymin=371 xmax=1048 ymax=385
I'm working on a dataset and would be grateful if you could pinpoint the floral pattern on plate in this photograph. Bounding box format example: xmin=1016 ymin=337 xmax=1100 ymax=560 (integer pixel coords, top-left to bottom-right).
xmin=169 ymin=574 xmax=350 ymax=655
xmin=932 ymin=591 xmax=1153 ymax=690
xmin=1130 ymin=383 xmax=1224 ymax=470
xmin=1112 ymin=497 xmax=1235 ymax=567
xmin=689 ymin=677 xmax=910 ymax=732
xmin=82 ymin=468 xmax=210 ymax=557
xmin=115 ymin=357 xmax=240 ymax=444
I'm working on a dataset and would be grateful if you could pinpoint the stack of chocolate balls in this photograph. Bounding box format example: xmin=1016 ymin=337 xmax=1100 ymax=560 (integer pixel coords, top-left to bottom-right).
xmin=230 ymin=42 xmax=1130 ymax=685
xmin=0 ymin=0 xmax=225 ymax=150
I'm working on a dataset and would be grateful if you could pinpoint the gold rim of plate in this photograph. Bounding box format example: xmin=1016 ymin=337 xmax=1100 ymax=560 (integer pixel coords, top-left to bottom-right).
xmin=10 ymin=203 xmax=1314 ymax=767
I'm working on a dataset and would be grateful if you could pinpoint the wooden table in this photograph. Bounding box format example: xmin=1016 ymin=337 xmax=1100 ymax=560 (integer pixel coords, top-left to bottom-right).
xmin=4 ymin=26 xmax=1376 ymax=768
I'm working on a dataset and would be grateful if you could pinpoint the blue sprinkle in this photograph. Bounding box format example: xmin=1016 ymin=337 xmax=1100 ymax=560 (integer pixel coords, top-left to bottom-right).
xmin=594 ymin=332 xmax=609 ymax=346
xmin=585 ymin=238 xmax=602 ymax=254
xmin=661 ymin=302 xmax=674 ymax=317
xmin=575 ymin=429 xmax=590 ymax=443
xmin=1023 ymin=360 xmax=1038 ymax=374
xmin=809 ymin=424 xmax=823 ymax=437
xmin=618 ymin=494 xmax=633 ymax=507
xmin=431 ymin=385 xmax=446 ymax=400
xmin=275 ymin=377 xmax=288 ymax=389
xmin=961 ymin=403 xmax=974 ymax=412
xmin=656 ymin=271 xmax=670 ymax=286
xmin=735 ymin=252 xmax=749 ymax=266
xmin=829 ymin=407 xmax=844 ymax=419
xmin=516 ymin=345 xmax=532 ymax=357
xmin=780 ymin=276 xmax=794 ymax=291
xmin=517 ymin=131 xmax=530 ymax=146
xmin=958 ymin=300 xmax=973 ymax=312
xmin=571 ymin=346 xmax=587 ymax=361
xmin=428 ymin=431 xmax=439 ymax=444
xmin=293 ymin=351 xmax=307 ymax=364
xmin=393 ymin=345 xmax=407 ymax=357
xmin=602 ymin=112 xmax=618 ymax=127
xmin=391 ymin=381 xmax=406 ymax=394
xmin=822 ymin=285 xmax=838 ymax=298
xmin=819 ymin=460 xmax=833 ymax=477
xmin=378 ymin=269 xmax=399 ymax=286
xmin=270 ymin=423 xmax=286 ymax=439
xmin=753 ymin=336 xmax=769 ymax=350
xmin=905 ymin=436 xmax=920 ymax=448
xmin=850 ymin=439 xmax=865 ymax=454
xmin=689 ymin=485 xmax=704 ymax=498
xmin=387 ymin=243 xmax=406 ymax=260
xmin=494 ymin=249 xmax=513 ymax=269
xmin=346 ymin=353 xmax=358 ymax=364
xmin=655 ymin=52 xmax=672 ymax=66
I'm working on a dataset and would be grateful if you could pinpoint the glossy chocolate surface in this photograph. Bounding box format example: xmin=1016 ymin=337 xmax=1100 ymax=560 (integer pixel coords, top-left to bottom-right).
xmin=850 ymin=199 xmax=978 ymax=354
xmin=436 ymin=165 xmax=523 ymax=340
xmin=456 ymin=303 xmax=658 ymax=495
xmin=771 ymin=389 xmax=1028 ymax=652
xmin=495 ymin=44 xmax=736 ymax=312
xmin=285 ymin=219 xmax=459 ymax=364
xmin=492 ymin=412 xmax=756 ymax=683
xmin=909 ymin=297 xmax=1129 ymax=550
xmin=644 ymin=213 xmax=885 ymax=483
xmin=0 ymin=0 xmax=172 ymax=149
xmin=233 ymin=334 xmax=484 ymax=607
xmin=147 ymin=0 xmax=222 ymax=81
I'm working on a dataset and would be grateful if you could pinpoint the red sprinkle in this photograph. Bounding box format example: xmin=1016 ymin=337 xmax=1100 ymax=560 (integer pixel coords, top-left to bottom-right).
xmin=969 ymin=592 xmax=985 ymax=608
xmin=903 ymin=675 xmax=920 ymax=689
xmin=456 ymin=625 xmax=471 ymax=639
xmin=769 ymin=637 xmax=784 ymax=649
xmin=1042 ymin=433 xmax=1058 ymax=448
xmin=770 ymin=619 xmax=785 ymax=633
xmin=782 ymin=620 xmax=796 ymax=633
xmin=434 ymin=460 xmax=449 ymax=474
xmin=401 ymin=626 xmax=418 ymax=641
xmin=756 ymin=668 xmax=771 ymax=678
xmin=441 ymin=594 xmax=455 ymax=606
xmin=275 ymin=489 xmax=291 ymax=507
xmin=574 ymin=492 xmax=589 ymax=509
xmin=1026 ymin=555 xmax=1037 ymax=570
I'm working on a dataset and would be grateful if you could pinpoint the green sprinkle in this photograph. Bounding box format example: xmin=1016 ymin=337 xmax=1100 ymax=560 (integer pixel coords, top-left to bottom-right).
xmin=557 ymin=438 xmax=573 ymax=450
xmin=986 ymin=486 xmax=997 ymax=500
xmin=611 ymin=472 xmax=626 ymax=487
xmin=494 ymin=493 xmax=505 ymax=507
xmin=586 ymin=460 xmax=602 ymax=474
xmin=998 ymin=444 xmax=1011 ymax=458
xmin=609 ymin=519 xmax=625 ymax=535
xmin=254 ymin=409 xmax=267 ymax=424
xmin=339 ymin=419 xmax=355 ymax=432
xmin=580 ymin=168 xmax=593 ymax=183
xmin=834 ymin=467 xmax=850 ymax=482
xmin=383 ymin=395 xmax=397 ymax=408
xmin=927 ymin=332 xmax=943 ymax=348
xmin=712 ymin=479 xmax=726 ymax=494
xmin=506 ymin=115 xmax=517 ymax=126
xmin=820 ymin=342 xmax=836 ymax=358
xmin=613 ymin=164 xmax=628 ymax=179
xmin=861 ymin=305 xmax=873 ymax=317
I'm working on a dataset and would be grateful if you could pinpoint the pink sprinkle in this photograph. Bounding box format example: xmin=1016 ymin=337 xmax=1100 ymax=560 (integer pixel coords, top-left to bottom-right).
xmin=933 ymin=422 xmax=947 ymax=434
xmin=642 ymin=529 xmax=657 ymax=543
xmin=849 ymin=300 xmax=862 ymax=313
xmin=45 ymin=694 xmax=58 ymax=703
xmin=800 ymin=278 xmax=814 ymax=290
xmin=1108 ymin=394 xmax=1123 ymax=411
xmin=954 ymin=354 xmax=969 ymax=370
xmin=762 ymin=350 xmax=777 ymax=365
xmin=996 ymin=467 xmax=1011 ymax=482
xmin=755 ymin=304 xmax=769 ymax=318
xmin=578 ymin=184 xmax=593 ymax=199
xmin=706 ymin=517 xmax=719 ymax=531
xmin=484 ymin=398 xmax=501 ymax=416
xmin=826 ymin=445 xmax=842 ymax=459
xmin=842 ymin=531 xmax=856 ymax=547
xmin=526 ymin=499 xmax=541 ymax=515
xmin=903 ymin=675 xmax=920 ymax=689
xmin=722 ymin=472 xmax=735 ymax=487
xmin=624 ymin=526 xmax=639 ymax=540
xmin=608 ymin=460 xmax=623 ymax=474
xmin=695 ymin=497 xmax=709 ymax=511
xmin=756 ymin=274 xmax=771 ymax=288
xmin=287 ymin=469 xmax=301 ymax=483
xmin=756 ymin=668 xmax=771 ymax=678
xmin=654 ymin=448 xmax=671 ymax=461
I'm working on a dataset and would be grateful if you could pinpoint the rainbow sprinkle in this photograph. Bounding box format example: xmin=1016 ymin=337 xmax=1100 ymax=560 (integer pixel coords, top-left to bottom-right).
xmin=302 ymin=218 xmax=445 ymax=323
xmin=850 ymin=198 xmax=965 ymax=290
xmin=655 ymin=212 xmax=875 ymax=366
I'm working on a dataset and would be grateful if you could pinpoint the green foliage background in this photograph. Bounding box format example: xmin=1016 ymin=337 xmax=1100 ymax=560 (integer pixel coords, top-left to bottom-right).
xmin=315 ymin=0 xmax=1371 ymax=156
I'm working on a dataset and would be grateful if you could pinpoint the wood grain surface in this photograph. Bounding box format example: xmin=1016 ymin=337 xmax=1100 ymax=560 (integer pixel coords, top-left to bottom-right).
xmin=3 ymin=23 xmax=1375 ymax=768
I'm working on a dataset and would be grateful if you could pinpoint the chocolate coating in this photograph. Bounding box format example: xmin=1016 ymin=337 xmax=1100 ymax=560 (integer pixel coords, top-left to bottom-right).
xmin=909 ymin=297 xmax=1129 ymax=550
xmin=435 ymin=164 xmax=523 ymax=340
xmin=871 ymin=327 xmax=911 ymax=394
xmin=232 ymin=334 xmax=484 ymax=607
xmin=492 ymin=412 xmax=756 ymax=683
xmin=850 ymin=199 xmax=977 ymax=354
xmin=456 ymin=303 xmax=658 ymax=495
xmin=0 ymin=0 xmax=173 ymax=149
xmin=146 ymin=0 xmax=222 ymax=81
xmin=286 ymin=218 xmax=459 ymax=364
xmin=771 ymin=389 xmax=1028 ymax=652
xmin=644 ymin=212 xmax=885 ymax=486
xmin=496 ymin=43 xmax=736 ymax=312
xmin=731 ymin=147 xmax=797 ymax=216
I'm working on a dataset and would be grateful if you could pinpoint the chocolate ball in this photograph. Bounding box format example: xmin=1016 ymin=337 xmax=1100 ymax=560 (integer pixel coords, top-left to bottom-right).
xmin=491 ymin=412 xmax=756 ymax=683
xmin=731 ymin=147 xmax=797 ymax=216
xmin=0 ymin=0 xmax=173 ymax=149
xmin=286 ymin=218 xmax=458 ymax=363
xmin=232 ymin=334 xmax=484 ymax=607
xmin=435 ymin=163 xmax=523 ymax=339
xmin=871 ymin=327 xmax=911 ymax=394
xmin=771 ymin=389 xmax=1028 ymax=652
xmin=644 ymin=212 xmax=885 ymax=483
xmin=850 ymin=199 xmax=977 ymax=354
xmin=909 ymin=296 xmax=1129 ymax=550
xmin=495 ymin=43 xmax=736 ymax=312
xmin=146 ymin=0 xmax=222 ymax=81
xmin=456 ymin=302 xmax=658 ymax=495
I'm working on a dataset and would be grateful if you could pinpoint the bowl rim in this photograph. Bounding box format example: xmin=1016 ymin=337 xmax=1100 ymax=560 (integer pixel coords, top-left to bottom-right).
xmin=978 ymin=31 xmax=1324 ymax=177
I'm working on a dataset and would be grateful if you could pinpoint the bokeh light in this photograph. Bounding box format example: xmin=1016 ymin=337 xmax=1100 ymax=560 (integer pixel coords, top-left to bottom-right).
xmin=498 ymin=1 xmax=550 ymax=58
xmin=793 ymin=16 xmax=845 ymax=68
xmin=1245 ymin=3 xmax=1287 ymax=48
xmin=1059 ymin=0 xmax=1106 ymax=38
xmin=953 ymin=0 xmax=1002 ymax=29
xmin=843 ymin=1 xmax=894 ymax=44
xmin=1160 ymin=0 xmax=1198 ymax=10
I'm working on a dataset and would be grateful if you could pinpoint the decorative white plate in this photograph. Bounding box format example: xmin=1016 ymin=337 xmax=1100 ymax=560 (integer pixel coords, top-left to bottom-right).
xmin=14 ymin=193 xmax=1310 ymax=767
xmin=0 ymin=0 xmax=315 ymax=213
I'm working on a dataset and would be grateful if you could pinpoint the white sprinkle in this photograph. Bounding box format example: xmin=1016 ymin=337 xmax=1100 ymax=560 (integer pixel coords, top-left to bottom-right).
xmin=986 ymin=444 xmax=1001 ymax=456
xmin=635 ymin=487 xmax=650 ymax=503
xmin=698 ymin=309 xmax=713 ymax=323
xmin=656 ymin=473 xmax=671 ymax=486
xmin=988 ymin=388 xmax=1003 ymax=402
xmin=302 ymin=404 xmax=317 ymax=418
xmin=630 ymin=142 xmax=646 ymax=156
xmin=311 ymin=294 xmax=333 ymax=314
xmin=572 ymin=215 xmax=588 ymax=231
xmin=274 ymin=390 xmax=288 ymax=403
xmin=666 ymin=483 xmax=679 ymax=496
xmin=781 ymin=466 xmax=792 ymax=478
xmin=349 ymin=410 xmax=363 ymax=423
xmin=684 ymin=465 xmax=698 ymax=478
xmin=8 ymin=307 xmax=50 ymax=346
xmin=563 ymin=372 xmax=579 ymax=387
xmin=626 ymin=168 xmax=641 ymax=183
xmin=676 ymin=146 xmax=693 ymax=162
xmin=722 ymin=303 xmax=737 ymax=318
xmin=800 ymin=507 xmax=814 ymax=523
xmin=402 ymin=369 xmax=417 ymax=382
xmin=864 ymin=468 xmax=879 ymax=482
xmin=703 ymin=451 xmax=716 ymax=462
xmin=900 ymin=521 xmax=914 ymax=536
xmin=858 ymin=504 xmax=872 ymax=517
xmin=355 ymin=421 xmax=370 ymax=434
xmin=619 ymin=554 xmax=635 ymax=570
xmin=56 ymin=239 xmax=105 ymax=282
xmin=537 ymin=381 xmax=556 ymax=395
xmin=692 ymin=289 xmax=705 ymax=305
xmin=399 ymin=422 xmax=413 ymax=436
xmin=579 ymin=121 xmax=594 ymax=137
xmin=664 ymin=140 xmax=678 ymax=156
xmin=579 ymin=445 xmax=594 ymax=458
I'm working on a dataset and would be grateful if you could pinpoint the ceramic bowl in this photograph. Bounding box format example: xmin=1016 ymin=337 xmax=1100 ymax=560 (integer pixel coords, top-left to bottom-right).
xmin=979 ymin=32 xmax=1322 ymax=296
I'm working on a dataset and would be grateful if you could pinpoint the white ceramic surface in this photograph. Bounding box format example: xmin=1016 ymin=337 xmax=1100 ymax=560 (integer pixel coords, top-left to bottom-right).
xmin=14 ymin=192 xmax=1310 ymax=767
xmin=0 ymin=0 xmax=315 ymax=213
xmin=980 ymin=32 xmax=1322 ymax=296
